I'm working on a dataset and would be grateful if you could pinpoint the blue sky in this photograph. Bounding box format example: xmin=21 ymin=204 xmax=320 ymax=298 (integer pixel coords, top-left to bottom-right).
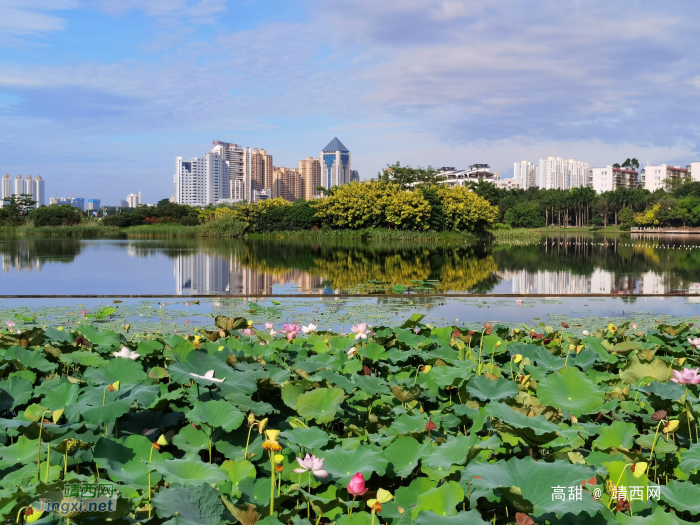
xmin=1 ymin=0 xmax=700 ymax=204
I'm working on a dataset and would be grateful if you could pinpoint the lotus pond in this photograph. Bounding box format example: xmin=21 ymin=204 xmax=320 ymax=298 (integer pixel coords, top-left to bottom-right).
xmin=2 ymin=311 xmax=700 ymax=524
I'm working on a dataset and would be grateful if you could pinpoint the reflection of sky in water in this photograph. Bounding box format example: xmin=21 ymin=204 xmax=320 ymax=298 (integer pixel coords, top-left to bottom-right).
xmin=1 ymin=236 xmax=700 ymax=295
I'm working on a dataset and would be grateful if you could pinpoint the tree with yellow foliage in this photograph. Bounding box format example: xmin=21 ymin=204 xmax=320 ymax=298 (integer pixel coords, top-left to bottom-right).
xmin=436 ymin=185 xmax=498 ymax=231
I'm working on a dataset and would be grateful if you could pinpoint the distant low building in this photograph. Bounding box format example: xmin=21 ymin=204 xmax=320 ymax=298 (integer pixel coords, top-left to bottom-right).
xmin=495 ymin=178 xmax=522 ymax=190
xmin=253 ymin=188 xmax=271 ymax=202
xmin=435 ymin=165 xmax=500 ymax=187
xmin=687 ymin=162 xmax=700 ymax=182
xmin=590 ymin=166 xmax=639 ymax=193
xmin=350 ymin=170 xmax=360 ymax=183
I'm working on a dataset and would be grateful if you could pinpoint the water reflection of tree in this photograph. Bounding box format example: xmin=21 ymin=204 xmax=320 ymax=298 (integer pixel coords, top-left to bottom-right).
xmin=0 ymin=238 xmax=84 ymax=271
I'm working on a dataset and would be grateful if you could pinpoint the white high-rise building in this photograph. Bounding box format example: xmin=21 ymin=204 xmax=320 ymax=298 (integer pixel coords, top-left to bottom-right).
xmin=513 ymin=161 xmax=536 ymax=190
xmin=568 ymin=160 xmax=589 ymax=188
xmin=14 ymin=174 xmax=23 ymax=196
xmin=174 ymin=153 xmax=229 ymax=206
xmin=210 ymin=141 xmax=251 ymax=202
xmin=1 ymin=174 xmax=11 ymax=206
xmin=525 ymin=157 xmax=589 ymax=190
xmin=640 ymin=164 xmax=688 ymax=192
xmin=23 ymin=175 xmax=34 ymax=201
xmin=126 ymin=193 xmax=141 ymax=208
xmin=321 ymin=137 xmax=351 ymax=189
xmin=34 ymin=175 xmax=45 ymax=206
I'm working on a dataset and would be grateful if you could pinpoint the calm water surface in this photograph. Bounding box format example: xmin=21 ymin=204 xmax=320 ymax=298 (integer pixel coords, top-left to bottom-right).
xmin=1 ymin=234 xmax=700 ymax=295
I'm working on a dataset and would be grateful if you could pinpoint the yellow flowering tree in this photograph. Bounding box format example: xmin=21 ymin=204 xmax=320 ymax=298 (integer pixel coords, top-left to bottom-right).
xmin=436 ymin=186 xmax=498 ymax=231
xmin=635 ymin=204 xmax=660 ymax=226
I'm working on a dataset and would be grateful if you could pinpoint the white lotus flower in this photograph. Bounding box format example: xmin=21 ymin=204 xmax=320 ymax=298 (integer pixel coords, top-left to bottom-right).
xmin=189 ymin=370 xmax=224 ymax=383
xmin=113 ymin=347 xmax=139 ymax=360
xmin=347 ymin=347 xmax=357 ymax=358
xmin=302 ymin=323 xmax=317 ymax=334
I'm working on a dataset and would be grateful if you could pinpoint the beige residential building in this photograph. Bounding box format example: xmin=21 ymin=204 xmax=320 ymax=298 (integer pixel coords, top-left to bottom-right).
xmin=251 ymin=149 xmax=273 ymax=193
xmin=299 ymin=157 xmax=321 ymax=199
xmin=272 ymin=167 xmax=302 ymax=201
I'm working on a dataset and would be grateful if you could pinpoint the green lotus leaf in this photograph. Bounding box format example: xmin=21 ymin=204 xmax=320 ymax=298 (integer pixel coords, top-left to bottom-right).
xmin=83 ymin=358 xmax=147 ymax=385
xmin=661 ymin=479 xmax=700 ymax=515
xmin=5 ymin=346 xmax=57 ymax=372
xmin=632 ymin=381 xmax=686 ymax=401
xmin=620 ymin=357 xmax=670 ymax=385
xmin=152 ymin=483 xmax=224 ymax=525
xmin=173 ymin=424 xmax=210 ymax=453
xmin=414 ymin=510 xmax=489 ymax=524
xmin=537 ymin=367 xmax=605 ymax=417
xmin=59 ymin=351 xmax=106 ymax=368
xmin=80 ymin=400 xmax=131 ymax=426
xmin=322 ymin=444 xmax=388 ymax=483
xmin=117 ymin=383 xmax=160 ymax=407
xmin=118 ymin=410 xmax=184 ymax=436
xmin=616 ymin=506 xmax=694 ymax=525
xmin=0 ymin=435 xmax=37 ymax=464
xmin=239 ymin=476 xmax=271 ymax=506
xmin=422 ymin=434 xmax=479 ymax=471
xmin=636 ymin=432 xmax=677 ymax=456
xmin=221 ymin=459 xmax=256 ymax=495
xmin=153 ymin=457 xmax=228 ymax=487
xmin=316 ymin=370 xmax=356 ymax=392
xmin=611 ymin=341 xmax=643 ymax=354
xmin=464 ymin=457 xmax=601 ymax=517
xmin=485 ymin=402 xmax=559 ymax=446
xmin=466 ymin=376 xmax=518 ymax=401
xmin=78 ymin=326 xmax=122 ymax=351
xmin=186 ymin=400 xmax=244 ymax=431
xmin=281 ymin=426 xmax=329 ymax=453
xmin=225 ymin=392 xmax=276 ymax=416
xmin=295 ymin=387 xmax=345 ymax=424
xmin=44 ymin=326 xmax=74 ymax=343
xmin=358 ymin=343 xmax=388 ymax=361
xmin=592 ymin=421 xmax=638 ymax=451
xmin=679 ymin=443 xmax=700 ymax=472
xmin=413 ymin=481 xmax=464 ymax=518
xmin=384 ymin=436 xmax=430 ymax=477
xmin=137 ymin=340 xmax=164 ymax=356
xmin=170 ymin=351 xmax=256 ymax=395
xmin=93 ymin=435 xmax=163 ymax=486
xmin=353 ymin=375 xmax=390 ymax=396
xmin=0 ymin=377 xmax=33 ymax=411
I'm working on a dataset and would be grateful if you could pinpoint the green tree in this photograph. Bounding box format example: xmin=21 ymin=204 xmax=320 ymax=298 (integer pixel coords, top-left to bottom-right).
xmin=29 ymin=205 xmax=83 ymax=227
xmin=618 ymin=207 xmax=634 ymax=226
xmin=379 ymin=162 xmax=446 ymax=189
xmin=504 ymin=202 xmax=545 ymax=228
xmin=157 ymin=198 xmax=171 ymax=207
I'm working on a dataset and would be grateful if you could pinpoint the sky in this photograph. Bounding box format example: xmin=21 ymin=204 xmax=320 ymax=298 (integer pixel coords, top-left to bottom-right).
xmin=1 ymin=0 xmax=700 ymax=204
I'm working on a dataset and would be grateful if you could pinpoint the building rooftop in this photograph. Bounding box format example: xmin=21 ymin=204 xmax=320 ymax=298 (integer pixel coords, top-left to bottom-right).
xmin=323 ymin=137 xmax=349 ymax=153
xmin=612 ymin=168 xmax=638 ymax=174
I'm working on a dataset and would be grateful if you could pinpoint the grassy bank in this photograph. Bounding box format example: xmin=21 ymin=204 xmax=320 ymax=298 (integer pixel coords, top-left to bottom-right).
xmin=122 ymin=223 xmax=200 ymax=237
xmin=249 ymin=228 xmax=475 ymax=242
xmin=487 ymin=227 xmax=543 ymax=242
xmin=12 ymin=224 xmax=122 ymax=237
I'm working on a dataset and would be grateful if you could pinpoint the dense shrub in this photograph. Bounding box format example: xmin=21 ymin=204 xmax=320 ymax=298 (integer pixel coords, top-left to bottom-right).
xmin=28 ymin=205 xmax=83 ymax=227
xmin=102 ymin=214 xmax=133 ymax=227
xmin=504 ymin=202 xmax=544 ymax=228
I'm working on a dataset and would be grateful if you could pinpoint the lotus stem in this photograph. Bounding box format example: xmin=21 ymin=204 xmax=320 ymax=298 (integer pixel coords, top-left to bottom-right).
xmin=349 ymin=495 xmax=356 ymax=517
xmin=46 ymin=443 xmax=50 ymax=482
xmin=244 ymin=422 xmax=257 ymax=459
xmin=37 ymin=410 xmax=51 ymax=474
xmin=269 ymin=452 xmax=275 ymax=516
xmin=16 ymin=506 xmax=29 ymax=523
xmin=371 ymin=510 xmax=376 ymax=525
xmin=308 ymin=471 xmax=312 ymax=519
xmin=607 ymin=464 xmax=629 ymax=509
xmin=64 ymin=450 xmax=68 ymax=476
xmin=648 ymin=421 xmax=663 ymax=462
xmin=477 ymin=329 xmax=485 ymax=375
xmin=148 ymin=446 xmax=155 ymax=518
xmin=563 ymin=346 xmax=573 ymax=369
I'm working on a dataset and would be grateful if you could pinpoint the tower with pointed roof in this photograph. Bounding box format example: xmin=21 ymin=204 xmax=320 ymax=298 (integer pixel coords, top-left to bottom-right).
xmin=320 ymin=137 xmax=351 ymax=189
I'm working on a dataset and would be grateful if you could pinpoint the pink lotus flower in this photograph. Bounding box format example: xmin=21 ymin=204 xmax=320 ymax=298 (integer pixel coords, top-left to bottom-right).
xmin=351 ymin=323 xmax=369 ymax=340
xmin=242 ymin=328 xmax=254 ymax=337
xmin=688 ymin=337 xmax=700 ymax=350
xmin=631 ymin=322 xmax=637 ymax=329
xmin=281 ymin=323 xmax=301 ymax=341
xmin=515 ymin=299 xmax=523 ymax=306
xmin=6 ymin=320 xmax=15 ymax=329
xmin=162 ymin=302 xmax=166 ymax=307
xmin=413 ymin=327 xmax=420 ymax=334
xmin=582 ymin=330 xmax=589 ymax=336
xmin=81 ymin=309 xmax=86 ymax=317
xmin=185 ymin=301 xmax=189 ymax=307
xmin=347 ymin=472 xmax=368 ymax=496
xmin=293 ymin=453 xmax=328 ymax=478
xmin=265 ymin=322 xmax=274 ymax=329
xmin=670 ymin=368 xmax=700 ymax=385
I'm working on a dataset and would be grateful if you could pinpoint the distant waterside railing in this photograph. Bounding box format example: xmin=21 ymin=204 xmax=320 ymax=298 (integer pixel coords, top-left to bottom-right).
xmin=631 ymin=227 xmax=700 ymax=234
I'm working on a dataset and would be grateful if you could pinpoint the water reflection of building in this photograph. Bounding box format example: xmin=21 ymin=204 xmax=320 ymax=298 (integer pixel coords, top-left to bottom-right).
xmin=174 ymin=253 xmax=324 ymax=295
xmin=501 ymin=268 xmax=663 ymax=294
xmin=2 ymin=251 xmax=42 ymax=273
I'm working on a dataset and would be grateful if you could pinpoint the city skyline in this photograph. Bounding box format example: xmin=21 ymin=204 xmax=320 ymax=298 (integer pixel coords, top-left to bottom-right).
xmin=1 ymin=2 xmax=700 ymax=204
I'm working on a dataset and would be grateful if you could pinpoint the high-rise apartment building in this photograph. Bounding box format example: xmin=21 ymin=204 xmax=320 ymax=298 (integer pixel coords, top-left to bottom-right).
xmin=590 ymin=166 xmax=639 ymax=193
xmin=321 ymin=137 xmax=351 ymax=189
xmin=126 ymin=192 xmax=141 ymax=208
xmin=210 ymin=141 xmax=251 ymax=202
xmin=71 ymin=197 xmax=85 ymax=211
xmin=271 ymin=167 xmax=302 ymax=201
xmin=513 ymin=161 xmax=537 ymax=190
xmin=87 ymin=198 xmax=101 ymax=211
xmin=174 ymin=153 xmax=229 ymax=206
xmin=23 ymin=175 xmax=34 ymax=200
xmin=251 ymin=149 xmax=273 ymax=197
xmin=350 ymin=170 xmax=360 ymax=183
xmin=34 ymin=176 xmax=45 ymax=206
xmin=299 ymin=157 xmax=321 ymax=199
xmin=640 ymin=164 xmax=687 ymax=192
xmin=14 ymin=174 xmax=23 ymax=196
xmin=1 ymin=174 xmax=11 ymax=206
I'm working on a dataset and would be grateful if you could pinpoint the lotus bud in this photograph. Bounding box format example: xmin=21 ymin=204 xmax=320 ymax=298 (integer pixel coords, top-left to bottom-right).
xmin=247 ymin=413 xmax=256 ymax=427
xmin=258 ymin=418 xmax=268 ymax=434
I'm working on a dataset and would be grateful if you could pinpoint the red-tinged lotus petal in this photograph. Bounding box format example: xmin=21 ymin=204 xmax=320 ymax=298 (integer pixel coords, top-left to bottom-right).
xmin=474 ymin=475 xmax=482 ymax=479
xmin=587 ymin=476 xmax=597 ymax=484
xmin=516 ymin=513 xmax=535 ymax=525
xmin=452 ymin=329 xmax=460 ymax=338
xmin=425 ymin=420 xmax=437 ymax=431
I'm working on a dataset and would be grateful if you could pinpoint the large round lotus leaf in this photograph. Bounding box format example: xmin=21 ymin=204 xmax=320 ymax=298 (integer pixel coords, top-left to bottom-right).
xmin=152 ymin=483 xmax=224 ymax=525
xmin=5 ymin=347 xmax=56 ymax=373
xmin=466 ymin=376 xmax=518 ymax=401
xmin=620 ymin=357 xmax=670 ymax=385
xmin=679 ymin=443 xmax=700 ymax=472
xmin=485 ymin=402 xmax=559 ymax=446
xmin=464 ymin=457 xmax=601 ymax=517
xmin=0 ymin=435 xmax=37 ymax=464
xmin=172 ymin=424 xmax=210 ymax=454
xmin=633 ymin=381 xmax=686 ymax=401
xmin=38 ymin=382 xmax=79 ymax=411
xmin=78 ymin=326 xmax=122 ymax=350
xmin=353 ymin=375 xmax=390 ymax=396
xmin=413 ymin=510 xmax=489 ymax=524
xmin=137 ymin=340 xmax=163 ymax=356
xmin=617 ymin=506 xmax=693 ymax=524
xmin=384 ymin=436 xmax=430 ymax=477
xmin=169 ymin=351 xmax=255 ymax=395
xmin=537 ymin=367 xmax=605 ymax=417
xmin=81 ymin=400 xmax=131 ymax=426
xmin=221 ymin=459 xmax=256 ymax=495
xmin=358 ymin=343 xmax=388 ymax=361
xmin=281 ymin=426 xmax=329 ymax=452
xmin=0 ymin=377 xmax=33 ymax=411
xmin=413 ymin=481 xmax=464 ymax=518
xmin=322 ymin=444 xmax=387 ymax=483
xmin=59 ymin=351 xmax=106 ymax=368
xmin=186 ymin=400 xmax=244 ymax=431
xmin=152 ymin=457 xmax=227 ymax=487
xmin=592 ymin=421 xmax=638 ymax=451
xmin=93 ymin=435 xmax=163 ymax=486
xmin=661 ymin=479 xmax=700 ymax=515
xmin=295 ymin=388 xmax=345 ymax=424
xmin=422 ymin=434 xmax=480 ymax=471
xmin=83 ymin=358 xmax=147 ymax=385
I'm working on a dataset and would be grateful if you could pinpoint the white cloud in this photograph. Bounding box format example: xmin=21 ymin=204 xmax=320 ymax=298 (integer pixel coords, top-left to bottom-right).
xmin=431 ymin=1 xmax=470 ymax=21
xmin=0 ymin=0 xmax=78 ymax=40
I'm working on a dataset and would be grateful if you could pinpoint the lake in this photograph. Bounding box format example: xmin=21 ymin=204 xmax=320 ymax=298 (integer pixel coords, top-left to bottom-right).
xmin=2 ymin=233 xmax=700 ymax=296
